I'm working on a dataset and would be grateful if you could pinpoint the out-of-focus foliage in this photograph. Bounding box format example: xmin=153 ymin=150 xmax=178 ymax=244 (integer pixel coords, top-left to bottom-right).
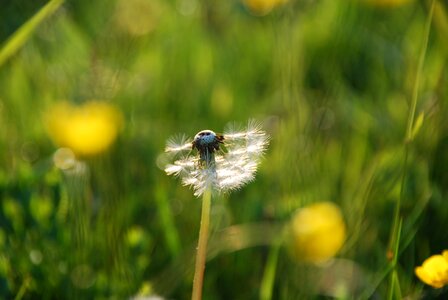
xmin=0 ymin=0 xmax=447 ymax=299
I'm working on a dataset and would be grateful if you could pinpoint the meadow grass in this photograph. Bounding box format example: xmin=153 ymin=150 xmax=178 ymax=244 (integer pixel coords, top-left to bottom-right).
xmin=0 ymin=0 xmax=447 ymax=299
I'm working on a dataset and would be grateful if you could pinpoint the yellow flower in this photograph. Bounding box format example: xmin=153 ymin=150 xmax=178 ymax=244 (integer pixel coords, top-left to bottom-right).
xmin=243 ymin=0 xmax=288 ymax=16
xmin=45 ymin=101 xmax=122 ymax=156
xmin=415 ymin=250 xmax=448 ymax=289
xmin=362 ymin=0 xmax=414 ymax=8
xmin=287 ymin=202 xmax=346 ymax=263
xmin=113 ymin=0 xmax=161 ymax=36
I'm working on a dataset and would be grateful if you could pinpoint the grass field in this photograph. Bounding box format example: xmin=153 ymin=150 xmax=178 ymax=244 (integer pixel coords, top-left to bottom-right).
xmin=1 ymin=0 xmax=448 ymax=299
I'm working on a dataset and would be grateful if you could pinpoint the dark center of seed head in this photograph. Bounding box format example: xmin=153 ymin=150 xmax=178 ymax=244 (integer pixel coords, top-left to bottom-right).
xmin=192 ymin=130 xmax=224 ymax=164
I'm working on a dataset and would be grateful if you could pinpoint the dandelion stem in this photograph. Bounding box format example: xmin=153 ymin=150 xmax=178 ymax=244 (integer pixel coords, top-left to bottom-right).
xmin=191 ymin=188 xmax=212 ymax=300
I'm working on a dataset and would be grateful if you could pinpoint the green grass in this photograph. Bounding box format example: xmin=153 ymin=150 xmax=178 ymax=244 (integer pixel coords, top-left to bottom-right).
xmin=1 ymin=0 xmax=448 ymax=299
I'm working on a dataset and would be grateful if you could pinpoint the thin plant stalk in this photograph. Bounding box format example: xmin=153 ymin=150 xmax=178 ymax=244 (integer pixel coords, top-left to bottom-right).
xmin=389 ymin=0 xmax=435 ymax=257
xmin=14 ymin=276 xmax=30 ymax=300
xmin=259 ymin=242 xmax=281 ymax=300
xmin=388 ymin=0 xmax=435 ymax=295
xmin=387 ymin=218 xmax=403 ymax=300
xmin=191 ymin=188 xmax=212 ymax=300
xmin=0 ymin=0 xmax=64 ymax=67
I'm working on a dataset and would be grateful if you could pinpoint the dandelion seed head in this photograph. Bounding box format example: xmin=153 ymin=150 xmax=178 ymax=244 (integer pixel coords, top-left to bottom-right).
xmin=192 ymin=130 xmax=224 ymax=165
xmin=193 ymin=130 xmax=218 ymax=146
xmin=164 ymin=120 xmax=269 ymax=197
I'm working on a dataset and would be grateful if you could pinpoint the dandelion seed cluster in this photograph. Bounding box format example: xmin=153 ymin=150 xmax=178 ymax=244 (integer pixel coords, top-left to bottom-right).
xmin=164 ymin=120 xmax=269 ymax=197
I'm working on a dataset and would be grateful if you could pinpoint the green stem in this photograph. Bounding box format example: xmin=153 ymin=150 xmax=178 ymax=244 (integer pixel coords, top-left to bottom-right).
xmin=387 ymin=218 xmax=403 ymax=300
xmin=390 ymin=0 xmax=435 ymax=253
xmin=14 ymin=276 xmax=30 ymax=300
xmin=0 ymin=0 xmax=64 ymax=67
xmin=191 ymin=188 xmax=212 ymax=300
xmin=405 ymin=0 xmax=435 ymax=143
xmin=260 ymin=242 xmax=281 ymax=300
xmin=388 ymin=0 xmax=434 ymax=296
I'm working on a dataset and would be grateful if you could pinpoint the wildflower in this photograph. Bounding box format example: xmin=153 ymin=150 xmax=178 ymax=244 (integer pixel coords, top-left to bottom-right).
xmin=243 ymin=0 xmax=288 ymax=16
xmin=287 ymin=202 xmax=346 ymax=264
xmin=415 ymin=250 xmax=448 ymax=288
xmin=113 ymin=0 xmax=160 ymax=36
xmin=45 ymin=101 xmax=122 ymax=156
xmin=164 ymin=120 xmax=269 ymax=197
xmin=362 ymin=0 xmax=413 ymax=8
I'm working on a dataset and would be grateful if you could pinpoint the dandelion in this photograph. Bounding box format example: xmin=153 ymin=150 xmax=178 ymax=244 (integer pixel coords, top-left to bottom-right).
xmin=163 ymin=120 xmax=269 ymax=300
xmin=164 ymin=120 xmax=269 ymax=197
xmin=415 ymin=250 xmax=448 ymax=288
xmin=287 ymin=202 xmax=346 ymax=264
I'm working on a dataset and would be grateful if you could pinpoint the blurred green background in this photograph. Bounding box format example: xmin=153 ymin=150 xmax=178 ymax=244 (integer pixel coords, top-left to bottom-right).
xmin=1 ymin=0 xmax=447 ymax=298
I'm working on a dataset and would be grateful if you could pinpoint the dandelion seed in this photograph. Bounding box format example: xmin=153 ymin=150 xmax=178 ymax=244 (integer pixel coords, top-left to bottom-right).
xmin=164 ymin=120 xmax=269 ymax=197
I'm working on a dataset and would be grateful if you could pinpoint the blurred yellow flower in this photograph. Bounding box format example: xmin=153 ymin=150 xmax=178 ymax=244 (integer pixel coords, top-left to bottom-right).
xmin=45 ymin=101 xmax=122 ymax=156
xmin=243 ymin=0 xmax=288 ymax=16
xmin=114 ymin=0 xmax=161 ymax=36
xmin=287 ymin=202 xmax=346 ymax=263
xmin=362 ymin=0 xmax=413 ymax=8
xmin=415 ymin=250 xmax=448 ymax=289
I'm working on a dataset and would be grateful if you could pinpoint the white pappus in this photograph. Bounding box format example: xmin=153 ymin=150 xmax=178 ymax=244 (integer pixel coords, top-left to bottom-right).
xmin=164 ymin=120 xmax=269 ymax=197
